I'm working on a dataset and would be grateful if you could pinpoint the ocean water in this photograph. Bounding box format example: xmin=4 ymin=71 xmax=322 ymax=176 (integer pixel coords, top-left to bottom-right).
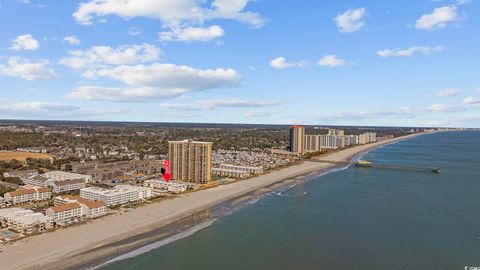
xmin=101 ymin=131 xmax=480 ymax=270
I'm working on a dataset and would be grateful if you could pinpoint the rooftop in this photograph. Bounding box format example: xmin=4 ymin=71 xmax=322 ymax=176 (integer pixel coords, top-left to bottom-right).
xmin=49 ymin=202 xmax=81 ymax=213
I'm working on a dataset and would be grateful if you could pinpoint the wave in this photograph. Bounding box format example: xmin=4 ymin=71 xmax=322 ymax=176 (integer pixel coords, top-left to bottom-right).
xmin=90 ymin=219 xmax=216 ymax=270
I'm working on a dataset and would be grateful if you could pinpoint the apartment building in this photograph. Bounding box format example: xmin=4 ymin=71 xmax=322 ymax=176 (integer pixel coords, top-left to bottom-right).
xmin=359 ymin=132 xmax=377 ymax=145
xmin=0 ymin=197 xmax=5 ymax=208
xmin=3 ymin=187 xmax=51 ymax=205
xmin=22 ymin=175 xmax=49 ymax=187
xmin=50 ymin=179 xmax=86 ymax=194
xmin=43 ymin=171 xmax=92 ymax=183
xmin=211 ymin=168 xmax=251 ymax=179
xmin=80 ymin=185 xmax=153 ymax=206
xmin=0 ymin=208 xmax=53 ymax=235
xmin=143 ymin=179 xmax=188 ymax=194
xmin=169 ymin=140 xmax=212 ymax=184
xmin=218 ymin=164 xmax=263 ymax=174
xmin=45 ymin=202 xmax=82 ymax=225
xmin=3 ymin=170 xmax=38 ymax=179
xmin=54 ymin=195 xmax=107 ymax=219
xmin=328 ymin=129 xmax=345 ymax=136
xmin=289 ymin=126 xmax=305 ymax=154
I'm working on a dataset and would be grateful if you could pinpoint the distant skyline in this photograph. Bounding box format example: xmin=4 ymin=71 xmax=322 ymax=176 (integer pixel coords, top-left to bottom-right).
xmin=0 ymin=0 xmax=479 ymax=127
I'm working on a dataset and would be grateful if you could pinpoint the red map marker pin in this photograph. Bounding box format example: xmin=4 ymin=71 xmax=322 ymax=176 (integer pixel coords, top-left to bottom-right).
xmin=163 ymin=160 xmax=171 ymax=182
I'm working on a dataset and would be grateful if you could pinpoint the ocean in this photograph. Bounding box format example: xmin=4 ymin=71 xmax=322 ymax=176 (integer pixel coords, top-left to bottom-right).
xmin=100 ymin=131 xmax=480 ymax=270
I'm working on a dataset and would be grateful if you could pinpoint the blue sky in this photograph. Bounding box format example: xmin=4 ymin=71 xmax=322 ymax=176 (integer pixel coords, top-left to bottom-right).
xmin=0 ymin=0 xmax=479 ymax=127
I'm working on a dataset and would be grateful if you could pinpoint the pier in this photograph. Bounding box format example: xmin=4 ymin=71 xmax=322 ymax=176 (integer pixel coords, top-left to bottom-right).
xmin=308 ymin=159 xmax=441 ymax=174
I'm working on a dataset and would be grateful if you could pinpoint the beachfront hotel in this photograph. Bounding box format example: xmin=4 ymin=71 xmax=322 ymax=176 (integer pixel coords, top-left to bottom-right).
xmin=295 ymin=128 xmax=377 ymax=153
xmin=0 ymin=208 xmax=53 ymax=235
xmin=54 ymin=195 xmax=107 ymax=219
xmin=143 ymin=179 xmax=188 ymax=194
xmin=3 ymin=187 xmax=51 ymax=205
xmin=359 ymin=132 xmax=377 ymax=144
xmin=168 ymin=140 xmax=212 ymax=184
xmin=45 ymin=202 xmax=82 ymax=225
xmin=80 ymin=185 xmax=153 ymax=206
xmin=289 ymin=126 xmax=305 ymax=154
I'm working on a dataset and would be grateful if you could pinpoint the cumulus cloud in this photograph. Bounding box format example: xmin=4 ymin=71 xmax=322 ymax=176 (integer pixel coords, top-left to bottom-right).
xmin=10 ymin=34 xmax=39 ymax=51
xmin=59 ymin=43 xmax=160 ymax=69
xmin=334 ymin=8 xmax=366 ymax=33
xmin=437 ymin=88 xmax=461 ymax=97
xmin=270 ymin=57 xmax=297 ymax=69
xmin=159 ymin=25 xmax=224 ymax=42
xmin=377 ymin=46 xmax=443 ymax=57
xmin=67 ymin=63 xmax=240 ymax=102
xmin=63 ymin=35 xmax=81 ymax=45
xmin=415 ymin=6 xmax=458 ymax=30
xmin=160 ymin=98 xmax=280 ymax=111
xmin=0 ymin=57 xmax=59 ymax=81
xmin=73 ymin=0 xmax=263 ymax=42
xmin=317 ymin=55 xmax=347 ymax=67
xmin=463 ymin=96 xmax=480 ymax=105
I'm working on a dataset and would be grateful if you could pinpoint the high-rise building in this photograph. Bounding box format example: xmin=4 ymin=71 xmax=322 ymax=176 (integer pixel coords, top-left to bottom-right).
xmin=168 ymin=140 xmax=212 ymax=183
xmin=289 ymin=126 xmax=305 ymax=153
xmin=328 ymin=129 xmax=345 ymax=136
xmin=305 ymin=135 xmax=321 ymax=152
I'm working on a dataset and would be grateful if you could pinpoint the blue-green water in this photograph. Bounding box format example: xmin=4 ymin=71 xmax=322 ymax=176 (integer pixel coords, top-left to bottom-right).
xmin=102 ymin=131 xmax=480 ymax=270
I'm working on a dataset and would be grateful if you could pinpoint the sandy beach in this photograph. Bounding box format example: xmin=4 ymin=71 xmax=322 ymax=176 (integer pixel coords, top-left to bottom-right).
xmin=0 ymin=133 xmax=421 ymax=270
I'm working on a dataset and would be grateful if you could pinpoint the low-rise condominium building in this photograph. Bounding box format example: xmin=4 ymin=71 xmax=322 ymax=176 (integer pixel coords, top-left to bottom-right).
xmin=0 ymin=208 xmax=53 ymax=234
xmin=80 ymin=185 xmax=153 ymax=206
xmin=3 ymin=187 xmax=51 ymax=205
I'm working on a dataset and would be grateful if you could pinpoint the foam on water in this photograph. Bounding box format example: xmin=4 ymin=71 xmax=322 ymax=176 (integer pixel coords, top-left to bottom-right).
xmin=90 ymin=219 xmax=216 ymax=270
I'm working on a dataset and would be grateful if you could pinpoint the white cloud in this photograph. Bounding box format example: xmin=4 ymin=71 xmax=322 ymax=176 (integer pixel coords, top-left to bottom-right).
xmin=244 ymin=109 xmax=273 ymax=118
xmin=159 ymin=25 xmax=224 ymax=42
xmin=334 ymin=8 xmax=366 ymax=33
xmin=270 ymin=57 xmax=293 ymax=69
xmin=415 ymin=6 xmax=458 ymax=30
xmin=317 ymin=55 xmax=347 ymax=67
xmin=160 ymin=98 xmax=280 ymax=111
xmin=59 ymin=43 xmax=160 ymax=69
xmin=73 ymin=0 xmax=264 ymax=28
xmin=426 ymin=103 xmax=464 ymax=112
xmin=463 ymin=96 xmax=480 ymax=105
xmin=67 ymin=63 xmax=240 ymax=102
xmin=0 ymin=101 xmax=118 ymax=120
xmin=0 ymin=57 xmax=59 ymax=81
xmin=10 ymin=34 xmax=39 ymax=51
xmin=476 ymin=86 xmax=480 ymax=93
xmin=437 ymin=88 xmax=462 ymax=97
xmin=377 ymin=46 xmax=443 ymax=57
xmin=63 ymin=35 xmax=81 ymax=45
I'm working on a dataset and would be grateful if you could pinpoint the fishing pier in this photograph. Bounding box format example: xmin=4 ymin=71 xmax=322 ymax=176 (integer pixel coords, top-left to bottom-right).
xmin=308 ymin=159 xmax=441 ymax=174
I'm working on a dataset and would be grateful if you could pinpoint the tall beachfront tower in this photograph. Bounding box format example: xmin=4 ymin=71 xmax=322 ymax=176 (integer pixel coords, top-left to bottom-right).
xmin=168 ymin=140 xmax=212 ymax=184
xmin=289 ymin=126 xmax=305 ymax=154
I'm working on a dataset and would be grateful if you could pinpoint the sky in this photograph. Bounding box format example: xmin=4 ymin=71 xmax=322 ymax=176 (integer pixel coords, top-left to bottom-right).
xmin=0 ymin=0 xmax=479 ymax=127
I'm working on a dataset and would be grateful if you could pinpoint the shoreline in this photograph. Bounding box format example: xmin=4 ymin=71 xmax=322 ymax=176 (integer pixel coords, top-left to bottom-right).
xmin=0 ymin=133 xmax=423 ymax=270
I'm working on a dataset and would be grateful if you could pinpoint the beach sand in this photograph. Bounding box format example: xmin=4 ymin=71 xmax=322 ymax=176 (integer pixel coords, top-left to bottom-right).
xmin=0 ymin=134 xmax=420 ymax=270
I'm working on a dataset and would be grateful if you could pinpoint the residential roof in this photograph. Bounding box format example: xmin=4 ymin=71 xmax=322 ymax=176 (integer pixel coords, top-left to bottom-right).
xmin=53 ymin=179 xmax=85 ymax=186
xmin=6 ymin=189 xmax=36 ymax=197
xmin=57 ymin=195 xmax=106 ymax=209
xmin=49 ymin=202 xmax=81 ymax=213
